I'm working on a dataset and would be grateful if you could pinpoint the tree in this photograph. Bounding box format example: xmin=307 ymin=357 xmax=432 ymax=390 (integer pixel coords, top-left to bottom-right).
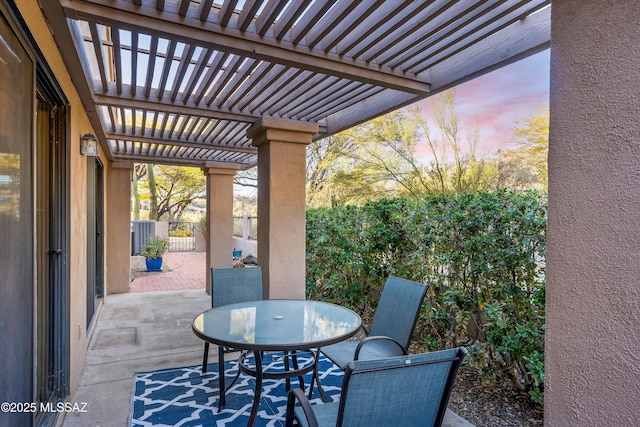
xmin=306 ymin=134 xmax=355 ymax=206
xmin=493 ymin=110 xmax=549 ymax=190
xmin=411 ymin=90 xmax=497 ymax=194
xmin=131 ymin=164 xmax=147 ymax=220
xmin=134 ymin=165 xmax=206 ymax=221
xmin=306 ymin=110 xmax=427 ymax=206
xmin=153 ymin=166 xmax=206 ymax=221
xmin=306 ymin=89 xmax=499 ymax=207
xmin=234 ymin=168 xmax=258 ymax=189
xmin=147 ymin=163 xmax=158 ymax=220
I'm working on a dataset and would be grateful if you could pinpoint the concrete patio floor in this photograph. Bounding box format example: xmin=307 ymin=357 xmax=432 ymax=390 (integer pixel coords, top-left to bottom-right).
xmin=61 ymin=253 xmax=472 ymax=427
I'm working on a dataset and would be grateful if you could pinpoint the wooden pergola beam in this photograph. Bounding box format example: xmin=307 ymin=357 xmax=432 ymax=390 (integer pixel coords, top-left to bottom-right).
xmin=93 ymin=86 xmax=260 ymax=123
xmin=109 ymin=152 xmax=254 ymax=168
xmin=105 ymin=132 xmax=257 ymax=154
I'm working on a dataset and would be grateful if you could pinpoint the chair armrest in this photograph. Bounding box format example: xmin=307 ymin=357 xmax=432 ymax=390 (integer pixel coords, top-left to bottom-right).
xmin=286 ymin=388 xmax=319 ymax=427
xmin=354 ymin=335 xmax=407 ymax=360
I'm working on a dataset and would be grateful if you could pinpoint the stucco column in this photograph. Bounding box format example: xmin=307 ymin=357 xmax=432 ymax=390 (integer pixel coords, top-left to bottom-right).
xmin=247 ymin=117 xmax=319 ymax=299
xmin=203 ymin=162 xmax=240 ymax=294
xmin=546 ymin=1 xmax=640 ymax=425
xmin=106 ymin=161 xmax=133 ymax=294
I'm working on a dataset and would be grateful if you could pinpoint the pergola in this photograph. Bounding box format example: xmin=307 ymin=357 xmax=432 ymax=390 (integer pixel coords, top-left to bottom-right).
xmin=40 ymin=0 xmax=550 ymax=167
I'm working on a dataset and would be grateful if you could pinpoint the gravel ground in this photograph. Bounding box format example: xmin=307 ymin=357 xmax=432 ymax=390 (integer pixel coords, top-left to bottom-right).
xmin=447 ymin=367 xmax=543 ymax=426
xmin=406 ymin=341 xmax=543 ymax=427
xmin=130 ymin=256 xmax=167 ymax=280
xmin=401 ymin=325 xmax=544 ymax=426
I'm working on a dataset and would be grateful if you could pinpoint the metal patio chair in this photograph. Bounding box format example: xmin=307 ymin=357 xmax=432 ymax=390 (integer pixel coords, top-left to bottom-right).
xmin=286 ymin=347 xmax=468 ymax=427
xmin=202 ymin=267 xmax=263 ymax=407
xmin=318 ymin=275 xmax=427 ymax=369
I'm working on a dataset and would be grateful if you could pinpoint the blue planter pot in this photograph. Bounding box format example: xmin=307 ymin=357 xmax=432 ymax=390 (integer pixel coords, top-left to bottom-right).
xmin=145 ymin=257 xmax=163 ymax=272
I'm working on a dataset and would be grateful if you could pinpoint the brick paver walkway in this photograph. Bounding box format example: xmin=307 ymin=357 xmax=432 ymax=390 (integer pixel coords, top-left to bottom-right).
xmin=129 ymin=252 xmax=206 ymax=292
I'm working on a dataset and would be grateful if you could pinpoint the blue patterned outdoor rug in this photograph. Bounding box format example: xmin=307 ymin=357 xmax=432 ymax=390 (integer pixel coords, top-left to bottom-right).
xmin=130 ymin=354 xmax=343 ymax=426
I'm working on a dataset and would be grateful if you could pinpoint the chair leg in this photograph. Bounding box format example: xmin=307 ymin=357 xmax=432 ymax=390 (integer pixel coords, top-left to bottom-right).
xmin=202 ymin=342 xmax=209 ymax=373
xmin=218 ymin=346 xmax=226 ymax=410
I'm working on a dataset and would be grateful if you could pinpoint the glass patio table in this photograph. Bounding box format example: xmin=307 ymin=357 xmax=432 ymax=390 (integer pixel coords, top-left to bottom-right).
xmin=192 ymin=299 xmax=361 ymax=426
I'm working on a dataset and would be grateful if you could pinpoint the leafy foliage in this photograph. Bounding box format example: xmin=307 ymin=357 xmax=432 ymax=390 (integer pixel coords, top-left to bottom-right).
xmin=411 ymin=90 xmax=497 ymax=195
xmin=306 ymin=190 xmax=546 ymax=403
xmin=493 ymin=110 xmax=549 ymax=191
xmin=305 ymin=90 xmax=543 ymax=207
xmin=141 ymin=236 xmax=169 ymax=259
xmin=134 ymin=165 xmax=206 ymax=221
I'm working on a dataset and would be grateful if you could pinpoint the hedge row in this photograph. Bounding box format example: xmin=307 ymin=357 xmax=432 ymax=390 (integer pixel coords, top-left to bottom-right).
xmin=306 ymin=190 xmax=546 ymax=403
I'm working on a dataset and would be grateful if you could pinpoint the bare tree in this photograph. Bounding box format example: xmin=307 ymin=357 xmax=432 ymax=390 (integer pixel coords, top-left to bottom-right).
xmin=493 ymin=110 xmax=549 ymax=190
xmin=411 ymin=90 xmax=495 ymax=194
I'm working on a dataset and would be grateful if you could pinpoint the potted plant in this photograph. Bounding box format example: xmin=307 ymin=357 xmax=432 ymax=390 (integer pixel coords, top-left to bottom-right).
xmin=141 ymin=235 xmax=169 ymax=272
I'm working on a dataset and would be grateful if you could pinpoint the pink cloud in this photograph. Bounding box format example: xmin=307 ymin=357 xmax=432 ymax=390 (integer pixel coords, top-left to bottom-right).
xmin=414 ymin=50 xmax=550 ymax=162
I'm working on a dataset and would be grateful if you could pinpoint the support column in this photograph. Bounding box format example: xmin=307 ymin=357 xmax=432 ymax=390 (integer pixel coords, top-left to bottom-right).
xmin=546 ymin=1 xmax=640 ymax=425
xmin=106 ymin=161 xmax=133 ymax=294
xmin=203 ymin=162 xmax=240 ymax=294
xmin=248 ymin=117 xmax=318 ymax=299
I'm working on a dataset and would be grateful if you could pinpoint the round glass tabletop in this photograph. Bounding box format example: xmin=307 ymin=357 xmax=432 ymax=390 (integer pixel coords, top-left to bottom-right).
xmin=192 ymin=300 xmax=362 ymax=351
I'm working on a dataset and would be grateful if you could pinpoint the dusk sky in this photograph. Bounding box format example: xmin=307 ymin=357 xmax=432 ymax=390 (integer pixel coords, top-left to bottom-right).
xmin=238 ymin=50 xmax=551 ymax=194
xmin=413 ymin=49 xmax=550 ymax=162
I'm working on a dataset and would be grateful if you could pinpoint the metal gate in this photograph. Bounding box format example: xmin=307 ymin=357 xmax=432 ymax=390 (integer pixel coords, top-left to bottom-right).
xmin=168 ymin=222 xmax=195 ymax=252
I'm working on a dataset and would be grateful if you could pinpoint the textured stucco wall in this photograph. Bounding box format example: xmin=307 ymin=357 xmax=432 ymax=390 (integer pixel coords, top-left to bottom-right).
xmin=106 ymin=163 xmax=133 ymax=294
xmin=546 ymin=1 xmax=640 ymax=425
xmin=204 ymin=166 xmax=237 ymax=293
xmin=249 ymin=117 xmax=318 ymax=300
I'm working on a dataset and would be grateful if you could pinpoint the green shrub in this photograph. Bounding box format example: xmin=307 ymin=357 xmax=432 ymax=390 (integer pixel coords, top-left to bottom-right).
xmin=198 ymin=216 xmax=207 ymax=238
xmin=141 ymin=235 xmax=169 ymax=259
xmin=306 ymin=190 xmax=546 ymax=403
xmin=169 ymin=228 xmax=193 ymax=237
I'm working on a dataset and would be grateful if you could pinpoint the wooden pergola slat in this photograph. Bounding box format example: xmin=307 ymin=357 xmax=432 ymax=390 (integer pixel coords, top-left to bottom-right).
xmin=237 ymin=0 xmax=262 ymax=32
xmin=88 ymin=20 xmax=109 ymax=92
xmin=194 ymin=51 xmax=230 ymax=106
xmin=182 ymin=48 xmax=214 ymax=104
xmin=409 ymin=2 xmax=550 ymax=74
xmin=219 ymin=0 xmax=240 ymax=27
xmin=382 ymin=1 xmax=525 ymax=69
xmin=213 ymin=57 xmax=257 ymax=108
xmin=317 ymin=0 xmax=388 ymax=54
xmin=170 ymin=43 xmax=197 ymax=102
xmin=248 ymin=68 xmax=306 ymax=113
xmin=156 ymin=39 xmax=177 ymax=100
xmin=255 ymin=0 xmax=289 ymax=36
xmin=205 ymin=55 xmax=244 ymax=107
xmin=131 ymin=29 xmax=140 ymax=96
xmin=303 ymin=0 xmax=360 ymax=49
xmin=143 ymin=35 xmax=159 ymax=98
xmin=272 ymin=1 xmax=310 ymax=41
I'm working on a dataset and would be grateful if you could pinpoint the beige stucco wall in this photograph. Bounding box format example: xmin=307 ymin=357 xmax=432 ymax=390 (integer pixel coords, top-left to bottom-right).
xmin=204 ymin=164 xmax=238 ymax=293
xmin=249 ymin=117 xmax=318 ymax=300
xmin=546 ymin=1 xmax=640 ymax=425
xmin=16 ymin=1 xmax=105 ymax=397
xmin=105 ymin=162 xmax=133 ymax=294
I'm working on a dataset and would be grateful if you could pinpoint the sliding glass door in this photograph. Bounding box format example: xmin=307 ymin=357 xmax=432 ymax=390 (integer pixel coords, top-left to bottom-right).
xmin=0 ymin=6 xmax=36 ymax=427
